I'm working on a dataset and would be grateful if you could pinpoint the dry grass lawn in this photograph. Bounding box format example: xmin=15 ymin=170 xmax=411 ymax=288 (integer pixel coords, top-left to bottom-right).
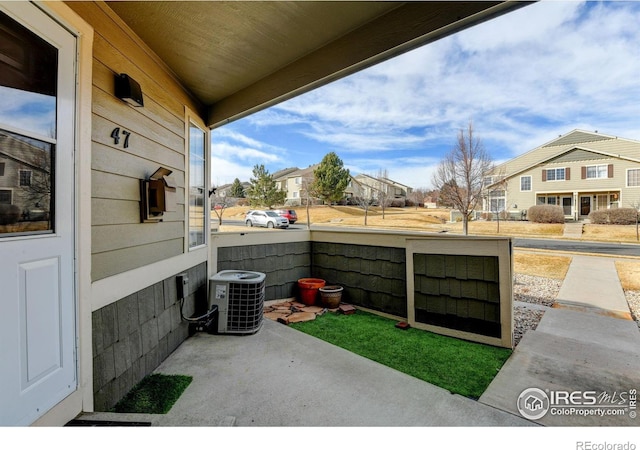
xmin=583 ymin=224 xmax=640 ymax=243
xmin=222 ymin=205 xmax=567 ymax=237
xmin=615 ymin=261 xmax=640 ymax=290
xmin=514 ymin=253 xmax=571 ymax=279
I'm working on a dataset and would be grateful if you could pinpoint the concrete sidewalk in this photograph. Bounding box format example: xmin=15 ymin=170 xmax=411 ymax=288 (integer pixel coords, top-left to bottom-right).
xmin=480 ymin=255 xmax=640 ymax=426
xmin=562 ymin=221 xmax=584 ymax=239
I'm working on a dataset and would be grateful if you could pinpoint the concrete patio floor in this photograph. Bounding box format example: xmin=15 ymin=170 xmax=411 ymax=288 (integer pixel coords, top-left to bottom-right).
xmin=77 ymin=318 xmax=533 ymax=427
xmin=75 ymin=254 xmax=640 ymax=429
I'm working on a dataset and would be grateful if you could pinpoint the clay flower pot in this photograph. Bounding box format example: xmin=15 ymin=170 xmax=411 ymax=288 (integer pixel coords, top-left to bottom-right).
xmin=297 ymin=278 xmax=325 ymax=306
xmin=319 ymin=285 xmax=343 ymax=309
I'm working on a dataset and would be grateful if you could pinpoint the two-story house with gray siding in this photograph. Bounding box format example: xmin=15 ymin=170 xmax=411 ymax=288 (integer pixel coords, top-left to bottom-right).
xmin=484 ymin=130 xmax=640 ymax=220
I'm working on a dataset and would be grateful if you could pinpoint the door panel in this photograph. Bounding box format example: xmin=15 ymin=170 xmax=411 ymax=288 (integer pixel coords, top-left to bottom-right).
xmin=20 ymin=257 xmax=62 ymax=385
xmin=0 ymin=3 xmax=76 ymax=426
xmin=562 ymin=197 xmax=572 ymax=216
xmin=580 ymin=196 xmax=591 ymax=216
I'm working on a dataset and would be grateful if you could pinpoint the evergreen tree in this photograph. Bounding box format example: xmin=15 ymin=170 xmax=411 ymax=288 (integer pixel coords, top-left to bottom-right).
xmin=246 ymin=164 xmax=286 ymax=208
xmin=312 ymin=152 xmax=351 ymax=204
xmin=229 ymin=178 xmax=245 ymax=198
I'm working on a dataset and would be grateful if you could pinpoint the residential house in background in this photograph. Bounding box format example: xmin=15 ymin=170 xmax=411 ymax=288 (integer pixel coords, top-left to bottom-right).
xmin=350 ymin=173 xmax=413 ymax=206
xmin=275 ymin=165 xmax=316 ymax=205
xmin=483 ymin=130 xmax=640 ymax=220
xmin=0 ymin=132 xmax=52 ymax=223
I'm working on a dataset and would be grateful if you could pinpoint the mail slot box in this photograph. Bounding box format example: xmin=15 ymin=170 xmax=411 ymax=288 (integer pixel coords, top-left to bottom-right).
xmin=141 ymin=167 xmax=176 ymax=222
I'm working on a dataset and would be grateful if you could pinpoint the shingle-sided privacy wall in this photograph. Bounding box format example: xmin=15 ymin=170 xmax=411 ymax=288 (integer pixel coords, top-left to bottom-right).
xmin=312 ymin=242 xmax=407 ymax=318
xmin=413 ymin=254 xmax=501 ymax=338
xmin=215 ymin=239 xmax=406 ymax=316
xmin=407 ymin=238 xmax=513 ymax=348
xmin=92 ymin=263 xmax=207 ymax=411
xmin=217 ymin=241 xmax=311 ymax=301
xmin=212 ymin=232 xmax=513 ymax=348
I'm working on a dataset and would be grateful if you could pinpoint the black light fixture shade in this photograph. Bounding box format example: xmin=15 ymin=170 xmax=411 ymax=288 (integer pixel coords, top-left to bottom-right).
xmin=115 ymin=73 xmax=144 ymax=107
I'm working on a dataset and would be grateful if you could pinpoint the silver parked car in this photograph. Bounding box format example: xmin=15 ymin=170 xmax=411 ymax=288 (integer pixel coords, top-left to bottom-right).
xmin=245 ymin=210 xmax=289 ymax=229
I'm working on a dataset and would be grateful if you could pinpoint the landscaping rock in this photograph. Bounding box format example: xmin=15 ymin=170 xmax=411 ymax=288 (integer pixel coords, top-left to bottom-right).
xmin=338 ymin=304 xmax=357 ymax=315
xmin=298 ymin=305 xmax=325 ymax=314
xmin=281 ymin=312 xmax=317 ymax=324
xmin=264 ymin=311 xmax=291 ymax=321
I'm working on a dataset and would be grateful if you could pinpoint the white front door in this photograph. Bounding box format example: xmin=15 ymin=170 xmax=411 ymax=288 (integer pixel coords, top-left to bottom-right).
xmin=0 ymin=3 xmax=77 ymax=426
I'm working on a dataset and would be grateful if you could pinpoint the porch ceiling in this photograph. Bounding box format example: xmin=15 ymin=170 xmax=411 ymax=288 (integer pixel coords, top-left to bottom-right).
xmin=105 ymin=1 xmax=529 ymax=128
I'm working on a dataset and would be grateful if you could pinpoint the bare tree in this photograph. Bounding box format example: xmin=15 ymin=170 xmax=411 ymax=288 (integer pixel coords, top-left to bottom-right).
xmin=300 ymin=175 xmax=319 ymax=229
xmin=432 ymin=121 xmax=494 ymax=235
xmin=210 ymin=189 xmax=231 ymax=226
xmin=351 ymin=178 xmax=377 ymax=226
xmin=375 ymin=169 xmax=391 ymax=219
xmin=407 ymin=188 xmax=423 ymax=209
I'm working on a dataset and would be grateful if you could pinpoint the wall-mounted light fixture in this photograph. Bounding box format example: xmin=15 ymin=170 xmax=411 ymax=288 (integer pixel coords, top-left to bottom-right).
xmin=115 ymin=73 xmax=144 ymax=107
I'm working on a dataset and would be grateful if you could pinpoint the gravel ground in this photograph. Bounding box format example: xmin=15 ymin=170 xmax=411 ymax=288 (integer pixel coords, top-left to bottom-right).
xmin=513 ymin=306 xmax=546 ymax=347
xmin=624 ymin=290 xmax=640 ymax=328
xmin=513 ymin=273 xmax=562 ymax=307
xmin=512 ymin=274 xmax=562 ymax=347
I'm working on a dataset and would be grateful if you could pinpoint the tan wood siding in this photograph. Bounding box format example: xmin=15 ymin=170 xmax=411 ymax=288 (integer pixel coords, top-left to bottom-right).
xmin=92 ymin=142 xmax=184 ymax=188
xmin=66 ymin=1 xmax=206 ymax=280
xmin=92 ymin=222 xmax=184 ymax=254
xmin=91 ymin=238 xmax=185 ymax=280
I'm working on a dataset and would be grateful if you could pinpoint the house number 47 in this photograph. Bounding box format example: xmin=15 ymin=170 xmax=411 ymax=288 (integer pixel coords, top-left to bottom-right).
xmin=111 ymin=127 xmax=132 ymax=148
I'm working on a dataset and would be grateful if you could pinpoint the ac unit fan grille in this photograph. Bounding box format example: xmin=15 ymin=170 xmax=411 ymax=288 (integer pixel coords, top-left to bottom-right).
xmin=226 ymin=280 xmax=265 ymax=332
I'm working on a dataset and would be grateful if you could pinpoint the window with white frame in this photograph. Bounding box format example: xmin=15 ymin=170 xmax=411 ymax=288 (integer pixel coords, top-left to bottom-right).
xmin=489 ymin=189 xmax=505 ymax=212
xmin=293 ymin=191 xmax=299 ymax=198
xmin=520 ymin=176 xmax=532 ymax=191
xmin=188 ymin=122 xmax=206 ymax=248
xmin=628 ymin=168 xmax=640 ymax=187
xmin=586 ymin=164 xmax=608 ymax=179
xmin=295 ymin=177 xmax=301 ymax=185
xmin=546 ymin=168 xmax=565 ymax=181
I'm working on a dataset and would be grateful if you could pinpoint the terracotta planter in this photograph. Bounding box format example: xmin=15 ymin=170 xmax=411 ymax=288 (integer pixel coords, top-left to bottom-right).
xmin=319 ymin=285 xmax=343 ymax=309
xmin=297 ymin=278 xmax=325 ymax=306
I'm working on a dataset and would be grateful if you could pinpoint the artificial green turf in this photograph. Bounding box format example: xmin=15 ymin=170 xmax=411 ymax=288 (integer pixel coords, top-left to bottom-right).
xmin=112 ymin=374 xmax=192 ymax=414
xmin=290 ymin=310 xmax=511 ymax=399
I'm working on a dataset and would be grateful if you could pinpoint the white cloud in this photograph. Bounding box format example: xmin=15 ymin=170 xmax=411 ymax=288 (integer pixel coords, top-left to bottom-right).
xmin=211 ymin=141 xmax=281 ymax=162
xmin=210 ymin=156 xmax=254 ymax=187
xmin=268 ymin=1 xmax=640 ymax=157
xmin=346 ymin=155 xmax=442 ymax=190
xmin=211 ymin=128 xmax=289 ymax=185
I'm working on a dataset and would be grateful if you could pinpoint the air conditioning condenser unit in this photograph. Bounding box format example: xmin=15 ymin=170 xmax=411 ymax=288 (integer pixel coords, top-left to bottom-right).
xmin=208 ymin=270 xmax=266 ymax=334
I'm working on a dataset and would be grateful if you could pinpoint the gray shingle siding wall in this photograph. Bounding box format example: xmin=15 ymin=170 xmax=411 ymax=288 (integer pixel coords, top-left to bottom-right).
xmin=217 ymin=241 xmax=311 ymax=301
xmin=92 ymin=262 xmax=206 ymax=411
xmin=312 ymin=242 xmax=407 ymax=317
xmin=413 ymin=254 xmax=501 ymax=338
xmin=216 ymin=241 xmax=407 ymax=317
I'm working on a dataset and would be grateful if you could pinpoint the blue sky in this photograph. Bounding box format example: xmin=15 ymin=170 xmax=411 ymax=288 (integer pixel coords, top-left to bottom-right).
xmin=211 ymin=1 xmax=640 ymax=190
